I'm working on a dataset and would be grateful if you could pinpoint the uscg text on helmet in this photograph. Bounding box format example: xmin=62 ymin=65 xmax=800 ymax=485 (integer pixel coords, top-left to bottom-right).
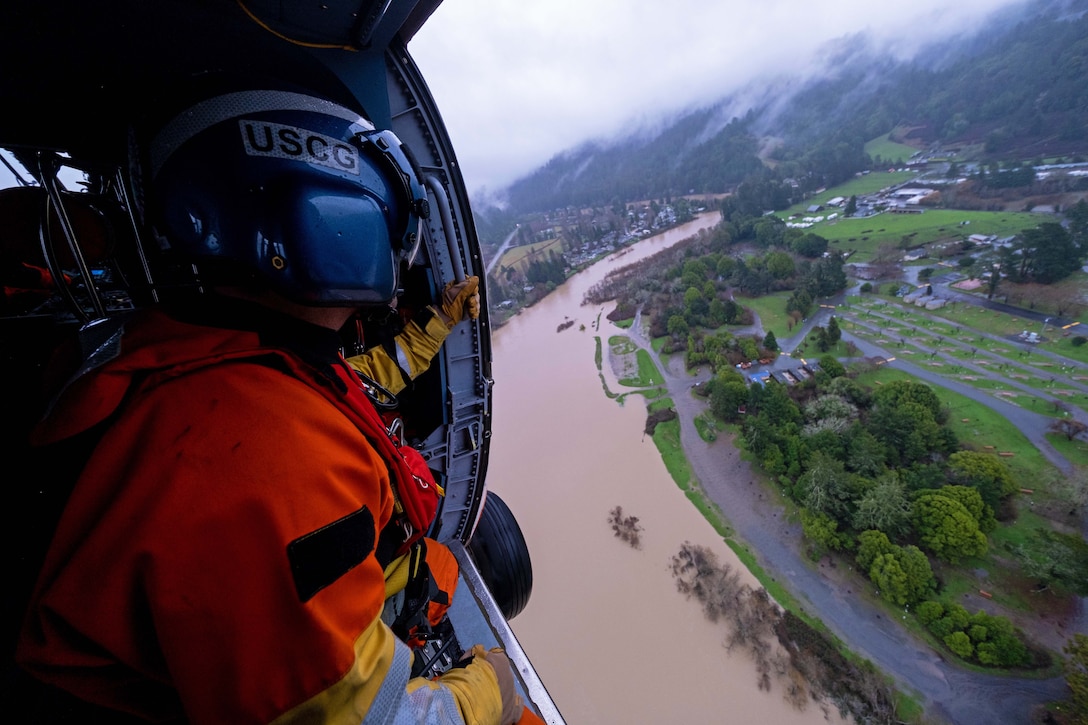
xmin=239 ymin=120 xmax=359 ymax=175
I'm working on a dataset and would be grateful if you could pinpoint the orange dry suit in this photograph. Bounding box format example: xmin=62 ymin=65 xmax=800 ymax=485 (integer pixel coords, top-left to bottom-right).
xmin=15 ymin=298 xmax=503 ymax=725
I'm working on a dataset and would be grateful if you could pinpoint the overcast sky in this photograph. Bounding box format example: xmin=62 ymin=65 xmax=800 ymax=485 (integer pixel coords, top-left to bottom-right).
xmin=410 ymin=0 xmax=1034 ymax=197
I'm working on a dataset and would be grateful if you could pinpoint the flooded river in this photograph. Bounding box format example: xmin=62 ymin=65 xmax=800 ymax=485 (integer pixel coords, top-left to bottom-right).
xmin=485 ymin=215 xmax=842 ymax=724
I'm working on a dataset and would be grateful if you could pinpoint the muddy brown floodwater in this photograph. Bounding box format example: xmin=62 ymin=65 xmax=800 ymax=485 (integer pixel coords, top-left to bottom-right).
xmin=485 ymin=215 xmax=847 ymax=724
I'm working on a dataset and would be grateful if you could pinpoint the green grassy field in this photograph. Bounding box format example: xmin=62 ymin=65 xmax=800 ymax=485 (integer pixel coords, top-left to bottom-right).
xmin=1045 ymin=432 xmax=1088 ymax=466
xmin=773 ymin=166 xmax=1050 ymax=264
xmin=735 ymin=290 xmax=793 ymax=338
xmin=846 ymin=295 xmax=1088 ymax=412
xmin=780 ymin=171 xmax=916 ymax=216
xmin=694 ymin=411 xmax=719 ymax=442
xmin=819 ymin=209 xmax=1044 ymax=262
xmin=868 ymin=297 xmax=1040 ymax=337
xmin=864 ymin=133 xmax=920 ymax=164
xmin=495 ymin=238 xmax=564 ymax=273
xmin=649 ymin=400 xmax=696 ymax=491
xmin=608 ymin=335 xmax=665 ymax=387
xmin=626 ymin=349 xmax=664 ymax=387
xmin=884 ymin=290 xmax=1088 ymax=365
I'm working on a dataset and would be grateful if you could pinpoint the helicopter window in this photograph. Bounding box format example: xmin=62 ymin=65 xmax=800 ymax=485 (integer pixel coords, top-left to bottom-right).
xmin=0 ymin=148 xmax=88 ymax=193
xmin=0 ymin=145 xmax=140 ymax=324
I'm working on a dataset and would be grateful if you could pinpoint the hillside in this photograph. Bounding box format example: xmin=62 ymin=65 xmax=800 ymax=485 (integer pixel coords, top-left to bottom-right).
xmin=501 ymin=0 xmax=1088 ymax=215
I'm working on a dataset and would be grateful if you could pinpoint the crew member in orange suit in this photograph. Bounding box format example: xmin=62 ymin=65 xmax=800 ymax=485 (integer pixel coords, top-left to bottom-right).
xmin=16 ymin=86 xmax=530 ymax=725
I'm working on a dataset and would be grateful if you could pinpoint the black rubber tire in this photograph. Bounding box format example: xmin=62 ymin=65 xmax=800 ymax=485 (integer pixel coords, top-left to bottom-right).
xmin=467 ymin=491 xmax=533 ymax=619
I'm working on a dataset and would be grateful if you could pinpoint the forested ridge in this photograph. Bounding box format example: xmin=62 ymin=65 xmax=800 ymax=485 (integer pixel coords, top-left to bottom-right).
xmin=502 ymin=0 xmax=1088 ymax=214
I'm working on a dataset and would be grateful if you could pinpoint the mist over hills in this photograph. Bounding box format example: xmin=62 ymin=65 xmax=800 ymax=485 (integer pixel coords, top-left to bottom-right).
xmin=493 ymin=0 xmax=1088 ymax=216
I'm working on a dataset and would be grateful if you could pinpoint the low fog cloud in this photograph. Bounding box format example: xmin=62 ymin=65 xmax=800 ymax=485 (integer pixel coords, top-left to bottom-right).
xmin=411 ymin=0 xmax=1032 ymax=195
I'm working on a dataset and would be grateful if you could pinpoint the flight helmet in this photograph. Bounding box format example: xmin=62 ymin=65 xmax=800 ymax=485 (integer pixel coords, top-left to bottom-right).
xmin=147 ymin=89 xmax=430 ymax=305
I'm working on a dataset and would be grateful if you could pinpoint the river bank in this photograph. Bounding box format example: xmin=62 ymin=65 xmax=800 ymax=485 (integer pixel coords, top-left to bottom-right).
xmin=487 ymin=210 xmax=1079 ymax=723
xmin=485 ymin=215 xmax=850 ymax=724
xmin=486 ymin=215 xmax=709 ymax=331
xmin=593 ymin=254 xmax=1074 ymax=721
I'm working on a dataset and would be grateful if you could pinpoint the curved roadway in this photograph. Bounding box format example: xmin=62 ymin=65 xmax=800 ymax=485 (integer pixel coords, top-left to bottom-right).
xmin=621 ymin=303 xmax=1072 ymax=724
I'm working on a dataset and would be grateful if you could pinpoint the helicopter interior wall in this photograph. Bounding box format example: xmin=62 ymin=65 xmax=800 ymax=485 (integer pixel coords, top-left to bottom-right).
xmin=0 ymin=1 xmax=389 ymax=156
xmin=238 ymin=0 xmax=444 ymax=51
xmin=0 ymin=2 xmax=554 ymax=718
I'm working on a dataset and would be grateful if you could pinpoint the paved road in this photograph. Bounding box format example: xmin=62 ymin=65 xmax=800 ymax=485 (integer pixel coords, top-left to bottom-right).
xmin=620 ymin=305 xmax=1072 ymax=724
xmin=776 ymin=287 xmax=1085 ymax=471
xmin=932 ymin=278 xmax=1079 ymax=330
xmin=843 ymin=330 xmax=1075 ymax=475
xmin=484 ymin=227 xmax=519 ymax=277
xmin=848 ymin=300 xmax=1088 ymax=395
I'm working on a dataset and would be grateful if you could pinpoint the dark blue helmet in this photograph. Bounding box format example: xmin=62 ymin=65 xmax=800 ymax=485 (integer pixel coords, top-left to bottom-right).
xmin=148 ymin=90 xmax=429 ymax=305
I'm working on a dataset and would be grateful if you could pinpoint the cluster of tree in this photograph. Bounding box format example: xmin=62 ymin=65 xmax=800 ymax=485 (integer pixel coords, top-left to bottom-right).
xmin=785 ymin=288 xmax=813 ymax=320
xmin=725 ymin=249 xmax=846 ymax=307
xmin=581 ymin=208 xmax=840 ymax=367
xmin=683 ymin=329 xmax=775 ymax=371
xmin=974 ymin=162 xmax=1037 ymax=189
xmin=996 ymin=221 xmax=1085 ymax=285
xmin=607 ymin=505 xmax=644 ymax=549
xmin=854 ymin=530 xmax=936 ymax=606
xmin=487 ymin=250 xmax=571 ymax=317
xmin=811 ymin=316 xmax=842 ymax=352
xmin=792 ymin=232 xmax=829 ymax=258
xmin=915 ymin=601 xmax=1035 ymax=668
xmin=1071 ymin=198 xmax=1088 ymax=244
xmin=524 ymin=251 xmax=567 ymax=286
xmin=712 ymin=196 xmax=847 ymax=303
xmin=669 ymin=543 xmax=897 ymax=721
xmin=721 ymin=253 xmax=777 ymax=297
xmin=707 ymin=370 xmax=1060 ymax=668
xmin=1012 ymin=527 xmax=1088 ymax=596
xmin=583 ymin=226 xmax=781 ymax=366
xmin=769 ymin=134 xmax=873 ymax=195
xmin=716 ymin=175 xmax=799 ymax=237
xmin=583 ymin=227 xmax=721 ymax=312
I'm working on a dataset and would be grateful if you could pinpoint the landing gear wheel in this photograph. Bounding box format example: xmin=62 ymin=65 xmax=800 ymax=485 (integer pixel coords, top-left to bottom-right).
xmin=467 ymin=491 xmax=533 ymax=620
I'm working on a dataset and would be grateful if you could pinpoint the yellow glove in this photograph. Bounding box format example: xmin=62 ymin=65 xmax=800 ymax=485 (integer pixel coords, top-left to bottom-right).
xmin=438 ymin=276 xmax=481 ymax=329
xmin=466 ymin=645 xmax=524 ymax=725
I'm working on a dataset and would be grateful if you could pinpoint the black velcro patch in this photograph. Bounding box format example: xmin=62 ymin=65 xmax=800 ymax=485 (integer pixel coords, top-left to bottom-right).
xmin=287 ymin=506 xmax=376 ymax=603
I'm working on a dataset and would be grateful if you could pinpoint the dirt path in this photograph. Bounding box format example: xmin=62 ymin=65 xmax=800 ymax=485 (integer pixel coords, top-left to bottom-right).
xmin=618 ymin=309 xmax=1070 ymax=725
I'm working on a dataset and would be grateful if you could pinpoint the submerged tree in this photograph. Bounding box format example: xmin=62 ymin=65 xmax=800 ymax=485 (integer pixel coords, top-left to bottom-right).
xmin=670 ymin=542 xmax=899 ymax=721
xmin=607 ymin=506 xmax=644 ymax=549
xmin=670 ymin=543 xmax=744 ymax=622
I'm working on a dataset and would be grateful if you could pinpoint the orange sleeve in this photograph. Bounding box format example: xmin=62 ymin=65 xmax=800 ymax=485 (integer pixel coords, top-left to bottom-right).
xmin=19 ymin=361 xmax=398 ymax=723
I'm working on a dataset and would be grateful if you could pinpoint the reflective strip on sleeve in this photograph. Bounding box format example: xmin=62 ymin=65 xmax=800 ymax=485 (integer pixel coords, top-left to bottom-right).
xmin=364 ymin=637 xmax=412 ymax=724
xmin=403 ymin=680 xmax=463 ymax=725
xmin=374 ymin=638 xmax=464 ymax=725
xmin=394 ymin=339 xmax=413 ymax=378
